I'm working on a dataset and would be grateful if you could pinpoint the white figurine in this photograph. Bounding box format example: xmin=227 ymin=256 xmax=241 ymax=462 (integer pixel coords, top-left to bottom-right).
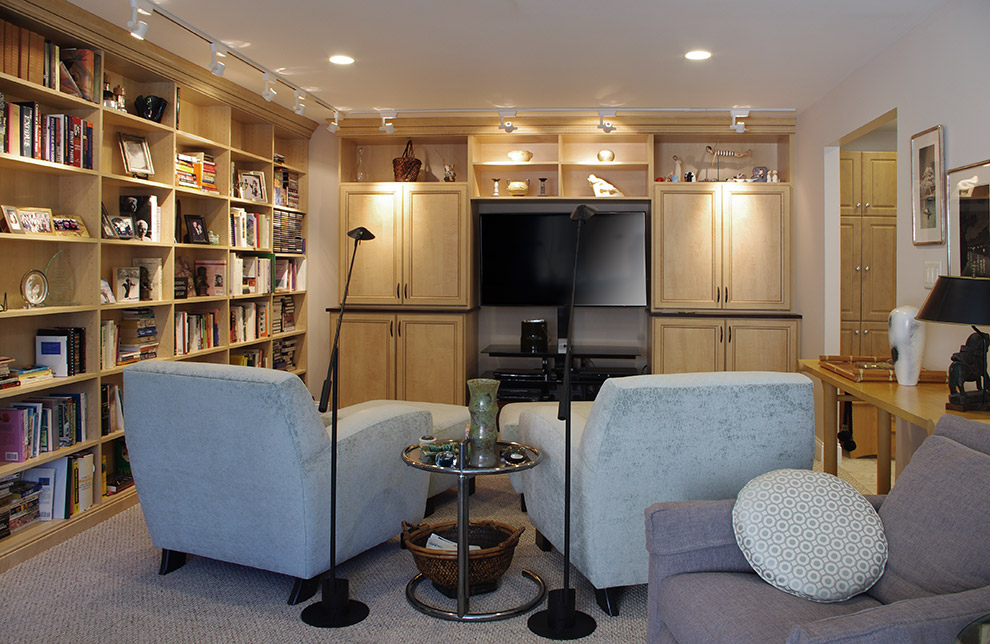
xmin=673 ymin=155 xmax=683 ymax=181
xmin=587 ymin=174 xmax=624 ymax=197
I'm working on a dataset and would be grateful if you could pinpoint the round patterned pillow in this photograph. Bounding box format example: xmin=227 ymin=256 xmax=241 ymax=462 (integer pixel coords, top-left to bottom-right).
xmin=732 ymin=469 xmax=887 ymax=603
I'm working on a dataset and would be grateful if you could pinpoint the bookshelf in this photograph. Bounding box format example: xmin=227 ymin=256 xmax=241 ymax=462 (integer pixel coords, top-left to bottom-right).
xmin=0 ymin=0 xmax=315 ymax=571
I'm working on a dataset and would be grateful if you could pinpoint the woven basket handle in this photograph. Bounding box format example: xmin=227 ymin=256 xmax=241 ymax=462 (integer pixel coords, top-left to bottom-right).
xmin=402 ymin=140 xmax=415 ymax=159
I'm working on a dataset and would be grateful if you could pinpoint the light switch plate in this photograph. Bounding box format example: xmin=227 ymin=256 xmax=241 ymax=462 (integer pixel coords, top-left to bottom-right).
xmin=923 ymin=261 xmax=944 ymax=289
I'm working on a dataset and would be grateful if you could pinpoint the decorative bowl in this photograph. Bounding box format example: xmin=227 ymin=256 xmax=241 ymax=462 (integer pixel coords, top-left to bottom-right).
xmin=506 ymin=180 xmax=530 ymax=196
xmin=597 ymin=149 xmax=615 ymax=162
xmin=507 ymin=149 xmax=533 ymax=163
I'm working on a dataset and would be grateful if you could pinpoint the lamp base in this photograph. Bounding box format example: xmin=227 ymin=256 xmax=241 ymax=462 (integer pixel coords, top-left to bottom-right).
xmin=300 ymin=577 xmax=369 ymax=628
xmin=528 ymin=588 xmax=596 ymax=640
xmin=946 ymin=401 xmax=990 ymax=412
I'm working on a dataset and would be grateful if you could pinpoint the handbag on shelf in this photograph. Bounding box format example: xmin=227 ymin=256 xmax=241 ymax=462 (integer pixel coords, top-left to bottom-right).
xmin=392 ymin=140 xmax=422 ymax=181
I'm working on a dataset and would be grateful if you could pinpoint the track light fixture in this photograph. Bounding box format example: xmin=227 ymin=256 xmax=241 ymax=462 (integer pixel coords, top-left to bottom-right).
xmin=597 ymin=109 xmax=617 ymax=133
xmin=730 ymin=107 xmax=750 ymax=133
xmin=498 ymin=110 xmax=517 ymax=133
xmin=127 ymin=0 xmax=152 ymax=39
xmin=293 ymin=91 xmax=306 ymax=116
xmin=378 ymin=110 xmax=396 ymax=134
xmin=262 ymin=73 xmax=277 ymax=102
xmin=209 ymin=42 xmax=226 ymax=77
xmin=327 ymin=110 xmax=341 ymax=133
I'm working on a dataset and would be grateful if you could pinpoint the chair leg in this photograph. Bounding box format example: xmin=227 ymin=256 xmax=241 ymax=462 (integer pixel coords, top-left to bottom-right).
xmin=158 ymin=549 xmax=187 ymax=575
xmin=287 ymin=575 xmax=320 ymax=605
xmin=519 ymin=493 xmax=527 ymax=513
xmin=595 ymin=586 xmax=623 ymax=617
xmin=424 ymin=495 xmax=437 ymax=518
xmin=535 ymin=529 xmax=553 ymax=552
xmin=468 ymin=477 xmax=476 ymax=495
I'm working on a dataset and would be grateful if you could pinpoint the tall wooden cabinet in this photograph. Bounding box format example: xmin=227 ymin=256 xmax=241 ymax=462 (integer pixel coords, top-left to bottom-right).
xmin=0 ymin=0 xmax=314 ymax=572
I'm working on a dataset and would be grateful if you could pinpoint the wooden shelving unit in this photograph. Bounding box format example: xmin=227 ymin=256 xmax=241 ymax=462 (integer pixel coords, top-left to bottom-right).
xmin=0 ymin=0 xmax=315 ymax=572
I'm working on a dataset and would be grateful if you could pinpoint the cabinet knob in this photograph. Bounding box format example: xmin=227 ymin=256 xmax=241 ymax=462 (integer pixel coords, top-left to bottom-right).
xmin=855 ymin=330 xmax=860 ymax=335
xmin=865 ymin=202 xmax=870 ymax=209
xmin=856 ymin=202 xmax=862 ymax=208
xmin=864 ymin=265 xmax=870 ymax=272
xmin=855 ymin=265 xmax=861 ymax=271
xmin=863 ymin=329 xmax=870 ymax=335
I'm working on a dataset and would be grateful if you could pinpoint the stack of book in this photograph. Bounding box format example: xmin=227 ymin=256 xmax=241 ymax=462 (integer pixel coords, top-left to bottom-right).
xmin=117 ymin=308 xmax=158 ymax=364
xmin=273 ymin=337 xmax=297 ymax=371
xmin=174 ymin=152 xmax=200 ymax=190
xmin=192 ymin=152 xmax=218 ymax=193
xmin=273 ymin=168 xmax=300 ymax=208
xmin=230 ymin=348 xmax=264 ymax=367
xmin=273 ymin=209 xmax=304 ymax=253
xmin=272 ymin=295 xmax=296 ymax=333
xmin=174 ymin=308 xmax=220 ymax=355
xmin=8 ymin=365 xmax=54 ymax=387
xmin=0 ymin=357 xmax=15 ymax=389
xmin=0 ymin=479 xmax=42 ymax=537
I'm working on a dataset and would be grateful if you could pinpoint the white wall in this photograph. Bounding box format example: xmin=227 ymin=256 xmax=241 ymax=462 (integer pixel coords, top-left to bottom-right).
xmin=794 ymin=0 xmax=990 ymax=367
xmin=305 ymin=127 xmax=339 ymax=398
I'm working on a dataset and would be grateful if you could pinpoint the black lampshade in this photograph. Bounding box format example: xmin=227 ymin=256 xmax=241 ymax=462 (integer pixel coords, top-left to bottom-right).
xmin=916 ymin=276 xmax=990 ymax=326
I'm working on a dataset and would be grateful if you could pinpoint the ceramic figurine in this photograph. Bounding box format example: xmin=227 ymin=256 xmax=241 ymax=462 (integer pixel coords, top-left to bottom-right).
xmin=443 ymin=163 xmax=456 ymax=182
xmin=492 ymin=178 xmax=501 ymax=197
xmin=685 ymin=171 xmax=695 ymax=182
xmin=588 ymin=174 xmax=624 ymax=197
xmin=673 ymin=155 xmax=682 ymax=179
xmin=888 ymin=305 xmax=925 ymax=386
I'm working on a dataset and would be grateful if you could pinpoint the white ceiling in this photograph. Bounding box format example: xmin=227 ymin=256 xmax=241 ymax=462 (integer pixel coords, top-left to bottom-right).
xmin=67 ymin=0 xmax=948 ymax=123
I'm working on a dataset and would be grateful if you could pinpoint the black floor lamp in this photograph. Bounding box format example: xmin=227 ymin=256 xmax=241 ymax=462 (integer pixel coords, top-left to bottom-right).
xmin=301 ymin=225 xmax=375 ymax=628
xmin=528 ymin=204 xmax=597 ymax=640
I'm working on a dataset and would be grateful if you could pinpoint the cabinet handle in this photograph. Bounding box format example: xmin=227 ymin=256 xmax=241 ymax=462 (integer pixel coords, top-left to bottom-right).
xmin=404 ymin=284 xmax=408 ymax=299
xmin=724 ymin=286 xmax=728 ymax=303
xmin=396 ymin=283 xmax=401 ymax=299
xmin=716 ymin=288 xmax=720 ymax=304
xmin=719 ymin=326 xmax=723 ymax=343
xmin=728 ymin=326 xmax=732 ymax=343
xmin=390 ymin=321 xmax=393 ymax=337
xmin=397 ymin=321 xmax=402 ymax=337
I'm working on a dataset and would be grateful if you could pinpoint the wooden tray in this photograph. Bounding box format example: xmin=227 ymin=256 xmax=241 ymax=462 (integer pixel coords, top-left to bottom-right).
xmin=818 ymin=355 xmax=948 ymax=383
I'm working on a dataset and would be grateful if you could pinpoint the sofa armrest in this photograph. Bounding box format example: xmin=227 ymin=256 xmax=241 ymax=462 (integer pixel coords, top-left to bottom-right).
xmin=644 ymin=500 xmax=751 ymax=567
xmin=786 ymin=585 xmax=990 ymax=644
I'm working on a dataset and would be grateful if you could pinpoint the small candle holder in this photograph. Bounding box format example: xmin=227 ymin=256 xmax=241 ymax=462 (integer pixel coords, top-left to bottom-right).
xmin=538 ymin=177 xmax=548 ymax=196
xmin=492 ymin=178 xmax=501 ymax=197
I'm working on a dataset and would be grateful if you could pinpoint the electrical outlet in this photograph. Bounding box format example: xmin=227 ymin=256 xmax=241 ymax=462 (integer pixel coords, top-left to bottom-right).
xmin=923 ymin=261 xmax=944 ymax=289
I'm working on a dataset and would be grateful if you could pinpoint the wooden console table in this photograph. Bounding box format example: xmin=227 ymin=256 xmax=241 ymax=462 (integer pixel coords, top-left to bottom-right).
xmin=798 ymin=359 xmax=990 ymax=494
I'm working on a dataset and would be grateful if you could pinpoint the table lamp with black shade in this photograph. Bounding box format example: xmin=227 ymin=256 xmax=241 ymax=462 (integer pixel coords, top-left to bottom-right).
xmin=301 ymin=225 xmax=375 ymax=628
xmin=528 ymin=204 xmax=597 ymax=640
xmin=916 ymin=275 xmax=990 ymax=411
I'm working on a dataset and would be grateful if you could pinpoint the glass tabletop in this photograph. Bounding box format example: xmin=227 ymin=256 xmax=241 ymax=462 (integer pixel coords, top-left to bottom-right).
xmin=401 ymin=440 xmax=542 ymax=475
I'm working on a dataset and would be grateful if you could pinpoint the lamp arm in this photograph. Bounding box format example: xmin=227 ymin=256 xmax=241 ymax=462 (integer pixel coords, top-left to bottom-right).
xmin=319 ymin=236 xmax=361 ymax=413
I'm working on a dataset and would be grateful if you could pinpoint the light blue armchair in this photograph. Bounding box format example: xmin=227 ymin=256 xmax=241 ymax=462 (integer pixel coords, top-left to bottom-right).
xmin=515 ymin=371 xmax=815 ymax=616
xmin=122 ymin=361 xmax=432 ymax=604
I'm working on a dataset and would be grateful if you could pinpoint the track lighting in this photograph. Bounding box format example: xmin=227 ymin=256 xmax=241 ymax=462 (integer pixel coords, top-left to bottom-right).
xmin=293 ymin=91 xmax=306 ymax=116
xmin=127 ymin=0 xmax=152 ymax=39
xmin=262 ymin=73 xmax=277 ymax=102
xmin=498 ymin=110 xmax=517 ymax=133
xmin=597 ymin=109 xmax=617 ymax=133
xmin=730 ymin=107 xmax=750 ymax=133
xmin=379 ymin=110 xmax=396 ymax=134
xmin=327 ymin=110 xmax=341 ymax=133
xmin=209 ymin=42 xmax=226 ymax=77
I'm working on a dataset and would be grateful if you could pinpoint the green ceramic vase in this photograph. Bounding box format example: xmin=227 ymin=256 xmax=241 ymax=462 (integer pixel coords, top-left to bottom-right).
xmin=466 ymin=378 xmax=500 ymax=468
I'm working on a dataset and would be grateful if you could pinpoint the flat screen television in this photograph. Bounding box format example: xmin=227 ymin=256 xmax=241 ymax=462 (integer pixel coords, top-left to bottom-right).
xmin=479 ymin=203 xmax=648 ymax=306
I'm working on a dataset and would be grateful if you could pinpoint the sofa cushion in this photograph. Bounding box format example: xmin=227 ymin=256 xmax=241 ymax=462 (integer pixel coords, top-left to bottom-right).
xmin=659 ymin=571 xmax=882 ymax=644
xmin=869 ymin=432 xmax=990 ymax=604
xmin=732 ymin=469 xmax=887 ymax=602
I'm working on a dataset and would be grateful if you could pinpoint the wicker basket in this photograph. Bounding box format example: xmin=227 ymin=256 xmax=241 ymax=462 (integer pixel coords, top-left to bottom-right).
xmin=402 ymin=520 xmax=524 ymax=595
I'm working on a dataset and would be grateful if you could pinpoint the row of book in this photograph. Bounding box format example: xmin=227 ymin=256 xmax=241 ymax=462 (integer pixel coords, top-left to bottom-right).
xmin=273 ymin=337 xmax=298 ymax=372
xmin=273 ymin=168 xmax=301 ymax=209
xmin=273 ymin=209 xmax=305 ymax=254
xmin=2 ymin=103 xmax=94 ymax=169
xmin=100 ymin=384 xmax=124 ymax=436
xmin=1 ymin=19 xmax=98 ymax=101
xmin=230 ymin=348 xmax=264 ymax=368
xmin=0 ymin=364 xmax=54 ymax=390
xmin=274 ymin=257 xmax=304 ymax=292
xmin=230 ymin=208 xmax=270 ymax=249
xmin=0 ymin=391 xmax=87 ymax=463
xmin=34 ymin=327 xmax=86 ymax=377
xmin=100 ymin=309 xmax=159 ymax=368
xmin=175 ymin=151 xmax=218 ymax=193
xmin=272 ymin=295 xmax=297 ymax=335
xmin=230 ymin=301 xmax=269 ymax=344
xmin=232 ymin=255 xmax=274 ymax=295
xmin=174 ymin=309 xmax=221 ymax=356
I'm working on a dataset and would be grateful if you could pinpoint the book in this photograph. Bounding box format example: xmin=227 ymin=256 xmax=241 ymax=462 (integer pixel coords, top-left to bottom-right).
xmin=133 ymin=257 xmax=163 ymax=301
xmin=35 ymin=333 xmax=69 ymax=377
xmin=74 ymin=452 xmax=94 ymax=513
xmin=21 ymin=466 xmax=56 ymax=520
xmin=0 ymin=408 xmax=29 ymax=462
xmin=114 ymin=266 xmax=141 ymax=302
xmin=194 ymin=260 xmax=226 ymax=297
xmin=59 ymin=48 xmax=95 ymax=101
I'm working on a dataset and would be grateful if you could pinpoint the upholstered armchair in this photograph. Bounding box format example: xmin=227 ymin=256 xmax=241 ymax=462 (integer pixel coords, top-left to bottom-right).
xmin=122 ymin=361 xmax=432 ymax=604
xmin=516 ymin=371 xmax=815 ymax=615
xmin=645 ymin=414 xmax=990 ymax=643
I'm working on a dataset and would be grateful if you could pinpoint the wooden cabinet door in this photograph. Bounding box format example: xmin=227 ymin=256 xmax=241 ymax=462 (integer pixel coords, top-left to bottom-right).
xmin=861 ymin=217 xmax=897 ymax=321
xmin=722 ymin=184 xmax=791 ymax=310
xmin=725 ymin=318 xmax=801 ymax=372
xmin=654 ymin=185 xmax=721 ymax=309
xmin=650 ymin=317 xmax=724 ymax=374
xmin=396 ymin=313 xmax=467 ymax=404
xmin=330 ymin=312 xmax=396 ymax=407
xmin=861 ymin=152 xmax=897 ymax=217
xmin=840 ymin=321 xmax=862 ymax=356
xmin=840 ymin=152 xmax=862 ymax=215
xmin=340 ymin=185 xmax=403 ymax=306
xmin=861 ymin=321 xmax=892 ymax=360
xmin=403 ymin=185 xmax=471 ymax=307
xmin=840 ymin=216 xmax=863 ymax=321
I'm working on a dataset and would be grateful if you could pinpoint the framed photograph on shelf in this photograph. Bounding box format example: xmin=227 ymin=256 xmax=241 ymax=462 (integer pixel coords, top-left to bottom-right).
xmin=110 ymin=214 xmax=135 ymax=239
xmin=17 ymin=207 xmax=54 ymax=234
xmin=184 ymin=214 xmax=209 ymax=244
xmin=910 ymin=125 xmax=945 ymax=245
xmin=113 ymin=266 xmax=141 ymax=302
xmin=101 ymin=203 xmax=118 ymax=239
xmin=947 ymin=159 xmax=990 ymax=277
xmin=238 ymin=171 xmax=267 ymax=202
xmin=118 ymin=132 xmax=155 ymax=177
xmin=1 ymin=205 xmax=24 ymax=234
xmin=51 ymin=214 xmax=90 ymax=237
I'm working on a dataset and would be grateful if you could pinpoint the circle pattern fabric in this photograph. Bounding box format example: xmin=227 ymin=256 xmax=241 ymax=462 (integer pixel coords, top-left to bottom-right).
xmin=732 ymin=469 xmax=887 ymax=603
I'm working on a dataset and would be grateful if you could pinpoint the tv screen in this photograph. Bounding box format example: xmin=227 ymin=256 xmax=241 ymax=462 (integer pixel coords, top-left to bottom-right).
xmin=479 ymin=206 xmax=648 ymax=306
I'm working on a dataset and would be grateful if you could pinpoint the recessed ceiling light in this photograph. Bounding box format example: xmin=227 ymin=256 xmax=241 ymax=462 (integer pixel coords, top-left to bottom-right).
xmin=329 ymin=55 xmax=355 ymax=65
xmin=685 ymin=50 xmax=712 ymax=61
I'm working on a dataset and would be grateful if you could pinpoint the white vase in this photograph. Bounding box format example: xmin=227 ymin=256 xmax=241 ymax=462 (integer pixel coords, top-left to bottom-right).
xmin=888 ymin=305 xmax=925 ymax=386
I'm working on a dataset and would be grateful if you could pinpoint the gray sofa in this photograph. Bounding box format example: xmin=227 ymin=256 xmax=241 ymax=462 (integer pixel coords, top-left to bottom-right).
xmin=646 ymin=414 xmax=990 ymax=643
xmin=122 ymin=361 xmax=433 ymax=604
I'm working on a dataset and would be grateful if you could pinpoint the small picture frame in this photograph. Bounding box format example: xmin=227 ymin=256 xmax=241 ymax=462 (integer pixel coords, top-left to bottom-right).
xmin=51 ymin=214 xmax=90 ymax=237
xmin=947 ymin=159 xmax=990 ymax=277
xmin=114 ymin=266 xmax=141 ymax=302
xmin=184 ymin=214 xmax=209 ymax=244
xmin=1 ymin=204 xmax=24 ymax=234
xmin=752 ymin=166 xmax=768 ymax=182
xmin=101 ymin=203 xmax=118 ymax=239
xmin=238 ymin=171 xmax=267 ymax=202
xmin=110 ymin=214 xmax=135 ymax=239
xmin=118 ymin=132 xmax=155 ymax=177
xmin=17 ymin=207 xmax=54 ymax=234
xmin=100 ymin=279 xmax=116 ymax=304
xmin=910 ymin=125 xmax=945 ymax=245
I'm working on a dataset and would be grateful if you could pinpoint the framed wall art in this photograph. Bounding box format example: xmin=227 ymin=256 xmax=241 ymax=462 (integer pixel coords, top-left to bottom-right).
xmin=910 ymin=125 xmax=945 ymax=245
xmin=238 ymin=171 xmax=267 ymax=202
xmin=946 ymin=159 xmax=990 ymax=277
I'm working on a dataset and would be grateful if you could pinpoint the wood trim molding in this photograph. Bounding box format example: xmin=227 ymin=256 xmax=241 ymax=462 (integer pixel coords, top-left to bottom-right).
xmin=0 ymin=0 xmax=317 ymax=138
